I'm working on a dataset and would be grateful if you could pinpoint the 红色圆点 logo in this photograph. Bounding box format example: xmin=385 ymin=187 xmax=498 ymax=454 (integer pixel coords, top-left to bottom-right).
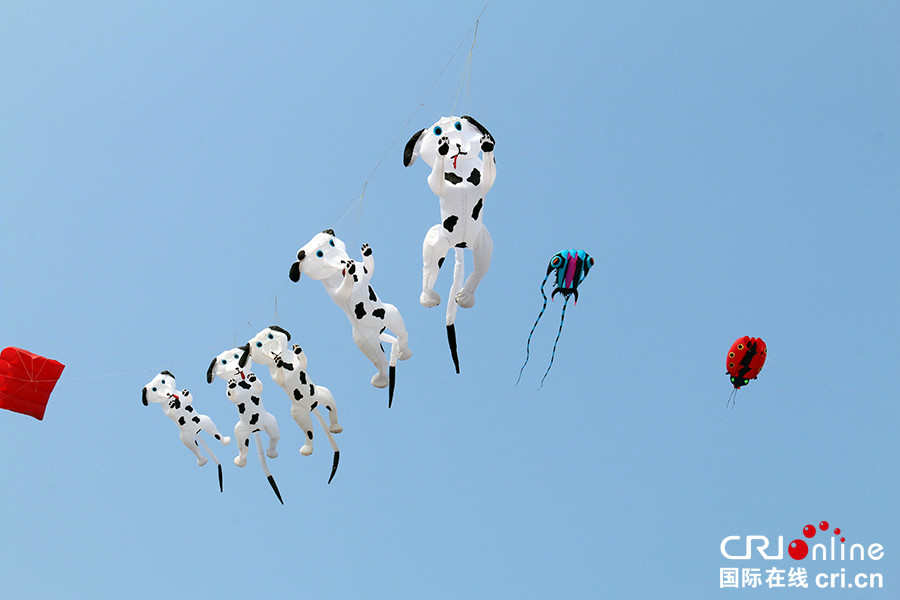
xmin=719 ymin=519 xmax=885 ymax=590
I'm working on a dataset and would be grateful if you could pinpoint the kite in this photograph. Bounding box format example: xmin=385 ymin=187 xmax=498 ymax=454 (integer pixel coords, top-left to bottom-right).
xmin=207 ymin=348 xmax=284 ymax=503
xmin=517 ymin=250 xmax=594 ymax=388
xmin=142 ymin=371 xmax=232 ymax=491
xmin=726 ymin=336 xmax=767 ymax=407
xmin=242 ymin=326 xmax=343 ymax=483
xmin=403 ymin=115 xmax=496 ymax=373
xmin=0 ymin=347 xmax=65 ymax=420
xmin=289 ymin=230 xmax=411 ymax=406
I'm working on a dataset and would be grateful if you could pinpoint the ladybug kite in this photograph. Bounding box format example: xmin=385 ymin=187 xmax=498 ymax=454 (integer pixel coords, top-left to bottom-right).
xmin=726 ymin=336 xmax=767 ymax=406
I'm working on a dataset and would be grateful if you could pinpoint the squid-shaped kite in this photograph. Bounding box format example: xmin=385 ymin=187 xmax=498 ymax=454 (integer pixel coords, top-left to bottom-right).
xmin=517 ymin=250 xmax=594 ymax=387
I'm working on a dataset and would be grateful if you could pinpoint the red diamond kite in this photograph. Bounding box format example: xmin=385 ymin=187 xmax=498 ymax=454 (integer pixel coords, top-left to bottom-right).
xmin=0 ymin=347 xmax=65 ymax=420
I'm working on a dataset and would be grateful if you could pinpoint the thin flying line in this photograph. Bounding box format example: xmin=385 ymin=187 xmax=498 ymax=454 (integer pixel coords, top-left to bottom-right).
xmin=331 ymin=1 xmax=490 ymax=230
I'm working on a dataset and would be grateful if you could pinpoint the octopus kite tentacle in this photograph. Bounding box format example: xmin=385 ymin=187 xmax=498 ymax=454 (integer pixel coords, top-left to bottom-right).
xmin=539 ymin=295 xmax=571 ymax=389
xmin=516 ymin=270 xmax=552 ymax=386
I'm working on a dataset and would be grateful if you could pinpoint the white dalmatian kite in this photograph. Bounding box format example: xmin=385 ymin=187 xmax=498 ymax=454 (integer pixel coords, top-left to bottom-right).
xmin=142 ymin=371 xmax=231 ymax=492
xmin=289 ymin=231 xmax=412 ymax=406
xmin=403 ymin=115 xmax=496 ymax=373
xmin=242 ymin=326 xmax=343 ymax=483
xmin=207 ymin=348 xmax=283 ymax=503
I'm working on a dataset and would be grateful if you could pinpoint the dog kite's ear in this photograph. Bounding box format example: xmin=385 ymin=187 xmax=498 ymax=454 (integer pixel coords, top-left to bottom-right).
xmin=461 ymin=115 xmax=492 ymax=140
xmin=160 ymin=370 xmax=175 ymax=379
xmin=404 ymin=128 xmax=426 ymax=167
xmin=269 ymin=325 xmax=291 ymax=341
xmin=238 ymin=343 xmax=251 ymax=369
xmin=290 ymin=249 xmax=306 ymax=282
xmin=206 ymin=358 xmax=217 ymax=384
xmin=322 ymin=228 xmax=335 ymax=236
xmin=142 ymin=387 xmax=149 ymax=406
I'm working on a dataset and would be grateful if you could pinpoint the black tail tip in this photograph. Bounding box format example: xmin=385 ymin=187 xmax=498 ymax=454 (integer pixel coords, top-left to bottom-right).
xmin=446 ymin=324 xmax=460 ymax=374
xmin=218 ymin=464 xmax=224 ymax=493
xmin=328 ymin=451 xmax=340 ymax=484
xmin=267 ymin=475 xmax=284 ymax=504
xmin=388 ymin=366 xmax=396 ymax=408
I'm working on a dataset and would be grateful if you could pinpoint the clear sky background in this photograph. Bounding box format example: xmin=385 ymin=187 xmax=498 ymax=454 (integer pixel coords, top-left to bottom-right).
xmin=2 ymin=2 xmax=898 ymax=598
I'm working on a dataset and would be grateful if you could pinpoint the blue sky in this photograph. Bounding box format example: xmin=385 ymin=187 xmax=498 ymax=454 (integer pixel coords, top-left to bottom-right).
xmin=1 ymin=2 xmax=898 ymax=598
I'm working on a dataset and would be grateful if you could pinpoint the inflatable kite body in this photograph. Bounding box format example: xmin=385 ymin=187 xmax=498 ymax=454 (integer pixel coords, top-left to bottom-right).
xmin=404 ymin=115 xmax=496 ymax=373
xmin=289 ymin=230 xmax=411 ymax=405
xmin=142 ymin=371 xmax=231 ymax=491
xmin=242 ymin=326 xmax=342 ymax=483
xmin=727 ymin=336 xmax=767 ymax=389
xmin=207 ymin=348 xmax=283 ymax=502
xmin=517 ymin=250 xmax=594 ymax=387
xmin=0 ymin=347 xmax=65 ymax=420
xmin=725 ymin=336 xmax=767 ymax=408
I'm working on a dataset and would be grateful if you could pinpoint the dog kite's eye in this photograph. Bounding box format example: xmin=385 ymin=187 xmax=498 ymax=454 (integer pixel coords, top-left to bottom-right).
xmin=433 ymin=126 xmax=442 ymax=136
xmin=256 ymin=342 xmax=262 ymax=348
xmin=267 ymin=333 xmax=273 ymax=339
xmin=221 ymin=359 xmax=227 ymax=365
xmin=454 ymin=121 xmax=462 ymax=131
xmin=329 ymin=239 xmax=335 ymax=247
xmin=316 ymin=250 xmax=324 ymax=258
xmin=233 ymin=353 xmax=239 ymax=359
xmin=160 ymin=379 xmax=165 ymax=384
xmin=151 ymin=387 xmax=157 ymax=392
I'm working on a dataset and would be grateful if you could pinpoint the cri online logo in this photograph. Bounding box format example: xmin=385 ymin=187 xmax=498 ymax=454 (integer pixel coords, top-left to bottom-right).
xmin=721 ymin=520 xmax=884 ymax=561
xmin=788 ymin=520 xmax=842 ymax=560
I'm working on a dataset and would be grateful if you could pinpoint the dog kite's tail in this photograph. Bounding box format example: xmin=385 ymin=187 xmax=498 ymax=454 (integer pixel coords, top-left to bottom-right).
xmin=197 ymin=437 xmax=224 ymax=493
xmin=311 ymin=407 xmax=340 ymax=484
xmin=445 ymin=248 xmax=465 ymax=373
xmin=254 ymin=432 xmax=283 ymax=504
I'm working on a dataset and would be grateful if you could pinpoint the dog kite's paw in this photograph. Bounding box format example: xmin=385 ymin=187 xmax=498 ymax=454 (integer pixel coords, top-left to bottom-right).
xmin=456 ymin=290 xmax=476 ymax=308
xmin=329 ymin=424 xmax=343 ymax=434
xmin=299 ymin=444 xmax=313 ymax=456
xmin=266 ymin=448 xmax=279 ymax=459
xmin=361 ymin=243 xmax=372 ymax=257
xmin=420 ymin=289 xmax=440 ymax=307
xmin=234 ymin=455 xmax=247 ymax=468
xmin=197 ymin=456 xmax=208 ymax=467
xmin=438 ymin=136 xmax=450 ymax=156
xmin=342 ymin=260 xmax=358 ymax=282
xmin=371 ymin=372 xmax=389 ymax=388
xmin=481 ymin=134 xmax=494 ymax=153
xmin=398 ymin=347 xmax=412 ymax=361
xmin=221 ymin=436 xmax=232 ymax=446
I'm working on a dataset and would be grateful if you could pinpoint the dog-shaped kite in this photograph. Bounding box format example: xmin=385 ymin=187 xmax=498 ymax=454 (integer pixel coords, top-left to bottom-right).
xmin=403 ymin=115 xmax=496 ymax=372
xmin=207 ymin=348 xmax=283 ymax=502
xmin=142 ymin=370 xmax=231 ymax=491
xmin=242 ymin=325 xmax=342 ymax=483
xmin=289 ymin=230 xmax=411 ymax=406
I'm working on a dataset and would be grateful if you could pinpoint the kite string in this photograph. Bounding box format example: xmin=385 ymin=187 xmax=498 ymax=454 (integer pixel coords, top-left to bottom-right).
xmin=12 ymin=284 xmax=292 ymax=384
xmin=330 ymin=1 xmax=490 ymax=232
xmin=451 ymin=9 xmax=481 ymax=116
xmin=10 ymin=4 xmax=494 ymax=388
